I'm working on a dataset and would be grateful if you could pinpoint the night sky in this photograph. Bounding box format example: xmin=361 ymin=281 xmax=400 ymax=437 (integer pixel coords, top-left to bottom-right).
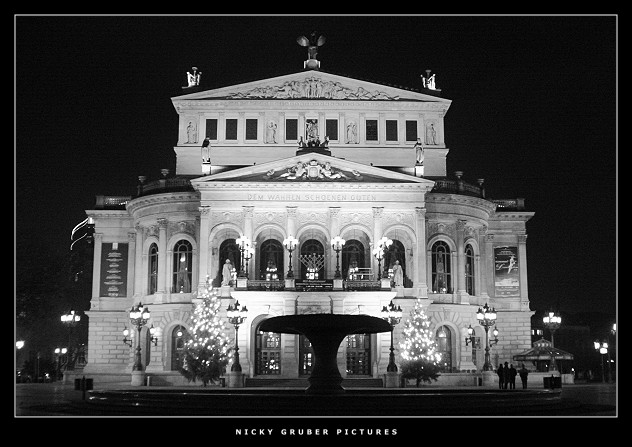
xmin=15 ymin=15 xmax=617 ymax=317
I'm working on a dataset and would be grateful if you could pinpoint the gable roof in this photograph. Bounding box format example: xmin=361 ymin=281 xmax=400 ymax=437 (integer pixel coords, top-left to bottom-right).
xmin=172 ymin=69 xmax=452 ymax=104
xmin=190 ymin=151 xmax=435 ymax=187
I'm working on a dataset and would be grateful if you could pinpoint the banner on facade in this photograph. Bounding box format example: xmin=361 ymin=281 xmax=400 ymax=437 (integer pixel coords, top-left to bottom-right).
xmin=494 ymin=246 xmax=520 ymax=297
xmin=100 ymin=242 xmax=128 ymax=297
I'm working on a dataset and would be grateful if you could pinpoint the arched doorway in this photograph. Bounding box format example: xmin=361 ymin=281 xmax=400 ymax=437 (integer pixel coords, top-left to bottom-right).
xmin=254 ymin=327 xmax=282 ymax=375
xmin=258 ymin=239 xmax=284 ymax=281
xmin=342 ymin=239 xmax=365 ymax=279
xmin=384 ymin=239 xmax=407 ymax=285
xmin=436 ymin=325 xmax=453 ymax=372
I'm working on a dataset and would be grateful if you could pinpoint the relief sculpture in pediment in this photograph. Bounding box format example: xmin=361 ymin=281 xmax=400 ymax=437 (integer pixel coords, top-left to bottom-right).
xmin=263 ymin=159 xmax=363 ymax=181
xmin=229 ymin=76 xmax=400 ymax=100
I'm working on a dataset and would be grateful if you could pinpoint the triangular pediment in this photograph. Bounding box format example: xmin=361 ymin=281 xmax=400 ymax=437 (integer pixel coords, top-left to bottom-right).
xmin=190 ymin=152 xmax=435 ymax=187
xmin=173 ymin=70 xmax=450 ymax=103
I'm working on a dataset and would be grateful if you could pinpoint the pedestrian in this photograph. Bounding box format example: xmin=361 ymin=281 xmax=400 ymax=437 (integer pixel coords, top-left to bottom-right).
xmin=519 ymin=364 xmax=529 ymax=389
xmin=503 ymin=361 xmax=510 ymax=389
xmin=497 ymin=363 xmax=505 ymax=389
xmin=509 ymin=363 xmax=517 ymax=389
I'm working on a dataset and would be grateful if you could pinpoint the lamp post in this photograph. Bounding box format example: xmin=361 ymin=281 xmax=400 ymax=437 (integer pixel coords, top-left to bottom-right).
xmin=128 ymin=303 xmax=151 ymax=371
xmin=61 ymin=309 xmax=81 ymax=370
xmin=543 ymin=310 xmax=562 ymax=372
xmin=227 ymin=300 xmax=248 ymax=372
xmin=331 ymin=236 xmax=346 ymax=279
xmin=593 ymin=340 xmax=608 ymax=383
xmin=54 ymin=347 xmax=67 ymax=381
xmin=283 ymin=235 xmax=298 ymax=278
xmin=381 ymin=300 xmax=403 ymax=372
xmin=373 ymin=236 xmax=393 ymax=279
xmin=235 ymin=235 xmax=251 ymax=278
xmin=244 ymin=246 xmax=254 ymax=279
xmin=476 ymin=303 xmax=498 ymax=371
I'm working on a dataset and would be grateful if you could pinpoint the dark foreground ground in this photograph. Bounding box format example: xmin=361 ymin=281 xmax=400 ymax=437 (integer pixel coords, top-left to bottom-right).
xmin=15 ymin=381 xmax=616 ymax=418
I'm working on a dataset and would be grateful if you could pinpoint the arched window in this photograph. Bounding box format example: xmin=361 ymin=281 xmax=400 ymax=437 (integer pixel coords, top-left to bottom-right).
xmin=300 ymin=239 xmax=325 ymax=280
xmin=258 ymin=239 xmax=284 ymax=281
xmin=436 ymin=325 xmax=452 ymax=372
xmin=172 ymin=240 xmax=193 ymax=293
xmin=465 ymin=243 xmax=475 ymax=295
xmin=255 ymin=329 xmax=282 ymax=375
xmin=148 ymin=243 xmax=158 ymax=295
xmin=342 ymin=239 xmax=365 ymax=279
xmin=431 ymin=241 xmax=452 ymax=293
xmin=385 ymin=239 xmax=407 ymax=284
xmin=170 ymin=325 xmax=188 ymax=371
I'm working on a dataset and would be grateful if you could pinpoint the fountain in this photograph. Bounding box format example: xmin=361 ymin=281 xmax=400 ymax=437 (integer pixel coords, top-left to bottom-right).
xmin=259 ymin=313 xmax=392 ymax=394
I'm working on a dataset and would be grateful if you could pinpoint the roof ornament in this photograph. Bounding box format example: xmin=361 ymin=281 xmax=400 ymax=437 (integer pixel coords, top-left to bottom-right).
xmin=184 ymin=66 xmax=201 ymax=89
xmin=421 ymin=69 xmax=438 ymax=91
xmin=297 ymin=32 xmax=326 ymax=70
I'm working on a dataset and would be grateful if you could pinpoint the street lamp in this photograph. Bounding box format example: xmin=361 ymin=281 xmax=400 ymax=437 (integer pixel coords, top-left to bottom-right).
xmin=227 ymin=300 xmax=248 ymax=372
xmin=381 ymin=300 xmax=403 ymax=372
xmin=244 ymin=246 xmax=254 ymax=279
xmin=54 ymin=347 xmax=67 ymax=381
xmin=283 ymin=235 xmax=298 ymax=278
xmin=128 ymin=303 xmax=151 ymax=371
xmin=594 ymin=340 xmax=611 ymax=383
xmin=235 ymin=235 xmax=251 ymax=278
xmin=542 ymin=310 xmax=561 ymax=371
xmin=331 ymin=236 xmax=346 ymax=278
xmin=61 ymin=309 xmax=81 ymax=370
xmin=372 ymin=237 xmax=392 ymax=280
xmin=476 ymin=303 xmax=498 ymax=371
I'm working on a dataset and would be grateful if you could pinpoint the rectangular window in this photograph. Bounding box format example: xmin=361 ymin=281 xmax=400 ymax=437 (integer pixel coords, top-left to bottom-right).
xmin=225 ymin=119 xmax=238 ymax=140
xmin=206 ymin=119 xmax=218 ymax=140
xmin=326 ymin=119 xmax=338 ymax=141
xmin=406 ymin=120 xmax=418 ymax=141
xmin=245 ymin=119 xmax=258 ymax=140
xmin=366 ymin=119 xmax=378 ymax=141
xmin=385 ymin=120 xmax=398 ymax=141
xmin=286 ymin=119 xmax=298 ymax=140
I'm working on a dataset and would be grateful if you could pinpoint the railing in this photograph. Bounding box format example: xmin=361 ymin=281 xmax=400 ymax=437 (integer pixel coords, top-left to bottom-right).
xmin=139 ymin=177 xmax=193 ymax=195
xmin=246 ymin=280 xmax=285 ymax=291
xmin=343 ymin=280 xmax=381 ymax=291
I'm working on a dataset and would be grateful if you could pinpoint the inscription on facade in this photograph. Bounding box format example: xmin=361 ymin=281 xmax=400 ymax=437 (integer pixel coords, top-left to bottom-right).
xmin=246 ymin=193 xmax=377 ymax=202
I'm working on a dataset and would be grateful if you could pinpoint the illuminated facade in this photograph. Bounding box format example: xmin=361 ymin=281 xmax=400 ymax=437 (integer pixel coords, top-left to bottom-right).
xmin=80 ymin=55 xmax=535 ymax=386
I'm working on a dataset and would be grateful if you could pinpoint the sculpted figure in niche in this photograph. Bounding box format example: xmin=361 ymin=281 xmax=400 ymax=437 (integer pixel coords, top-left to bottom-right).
xmin=346 ymin=121 xmax=358 ymax=144
xmin=426 ymin=123 xmax=437 ymax=145
xmin=186 ymin=121 xmax=198 ymax=144
xmin=266 ymin=121 xmax=278 ymax=143
xmin=392 ymin=260 xmax=404 ymax=287
xmin=221 ymin=259 xmax=233 ymax=286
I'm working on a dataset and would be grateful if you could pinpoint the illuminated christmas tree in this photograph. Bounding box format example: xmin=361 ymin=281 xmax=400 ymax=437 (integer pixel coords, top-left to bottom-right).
xmin=179 ymin=279 xmax=232 ymax=386
xmin=398 ymin=299 xmax=442 ymax=386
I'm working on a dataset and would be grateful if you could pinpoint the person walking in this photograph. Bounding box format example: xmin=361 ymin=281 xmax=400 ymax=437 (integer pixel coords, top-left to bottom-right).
xmin=497 ymin=363 xmax=505 ymax=390
xmin=503 ymin=361 xmax=510 ymax=389
xmin=509 ymin=364 xmax=517 ymax=389
xmin=519 ymin=364 xmax=529 ymax=389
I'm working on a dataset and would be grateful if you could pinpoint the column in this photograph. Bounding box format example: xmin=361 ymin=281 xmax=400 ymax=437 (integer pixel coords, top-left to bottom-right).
xmin=127 ymin=232 xmax=136 ymax=298
xmin=484 ymin=232 xmax=495 ymax=299
xmin=372 ymin=207 xmax=383 ymax=275
xmin=518 ymin=234 xmax=529 ymax=309
xmin=244 ymin=206 xmax=254 ymax=278
xmin=329 ymin=207 xmax=342 ymax=289
xmin=478 ymin=225 xmax=489 ymax=299
xmin=414 ymin=207 xmax=428 ymax=297
xmin=198 ymin=206 xmax=211 ymax=290
xmin=455 ymin=219 xmax=467 ymax=303
xmin=285 ymin=206 xmax=298 ymax=288
xmin=133 ymin=225 xmax=143 ymax=298
xmin=157 ymin=218 xmax=168 ymax=294
xmin=91 ymin=233 xmax=103 ymax=301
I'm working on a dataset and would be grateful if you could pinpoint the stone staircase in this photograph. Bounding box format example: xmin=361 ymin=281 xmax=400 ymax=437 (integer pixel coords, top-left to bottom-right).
xmin=244 ymin=377 xmax=383 ymax=388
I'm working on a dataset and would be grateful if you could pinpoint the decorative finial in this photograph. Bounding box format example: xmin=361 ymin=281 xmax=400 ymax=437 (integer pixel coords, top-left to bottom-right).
xmin=421 ymin=69 xmax=438 ymax=91
xmin=185 ymin=66 xmax=201 ymax=88
xmin=297 ymin=32 xmax=326 ymax=69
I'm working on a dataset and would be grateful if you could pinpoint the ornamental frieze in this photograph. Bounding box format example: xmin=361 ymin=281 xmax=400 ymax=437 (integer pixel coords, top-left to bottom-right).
xmin=339 ymin=212 xmax=373 ymax=227
xmin=253 ymin=211 xmax=285 ymax=227
xmin=228 ymin=77 xmax=400 ymax=101
xmin=426 ymin=222 xmax=456 ymax=239
xmin=210 ymin=211 xmax=244 ymax=228
xmin=263 ymin=159 xmax=363 ymax=181
xmin=168 ymin=221 xmax=196 ymax=238
xmin=297 ymin=210 xmax=328 ymax=226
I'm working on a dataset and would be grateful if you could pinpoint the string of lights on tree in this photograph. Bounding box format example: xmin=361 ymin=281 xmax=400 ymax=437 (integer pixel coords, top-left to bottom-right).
xmin=179 ymin=278 xmax=232 ymax=386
